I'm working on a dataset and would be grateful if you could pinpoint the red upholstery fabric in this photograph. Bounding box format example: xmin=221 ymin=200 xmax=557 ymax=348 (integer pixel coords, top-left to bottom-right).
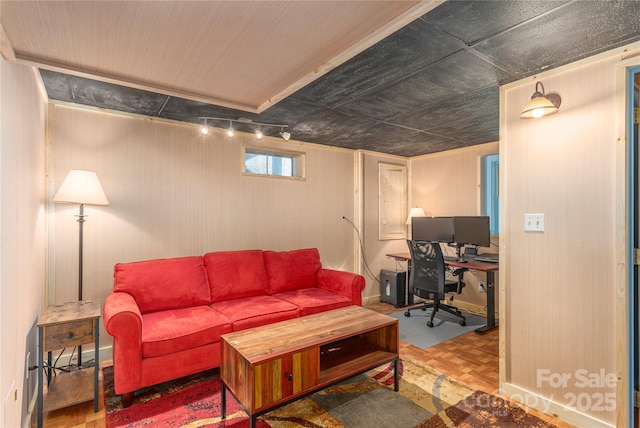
xmin=204 ymin=250 xmax=268 ymax=303
xmin=141 ymin=306 xmax=232 ymax=358
xmin=317 ymin=268 xmax=366 ymax=306
xmin=113 ymin=256 xmax=210 ymax=314
xmin=272 ymin=287 xmax=353 ymax=316
xmin=211 ymin=295 xmax=300 ymax=330
xmin=264 ymin=248 xmax=322 ymax=294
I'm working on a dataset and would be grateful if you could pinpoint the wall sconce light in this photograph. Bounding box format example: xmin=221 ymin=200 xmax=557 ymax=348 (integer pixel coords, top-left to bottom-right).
xmin=520 ymin=81 xmax=561 ymax=119
xmin=199 ymin=117 xmax=290 ymax=141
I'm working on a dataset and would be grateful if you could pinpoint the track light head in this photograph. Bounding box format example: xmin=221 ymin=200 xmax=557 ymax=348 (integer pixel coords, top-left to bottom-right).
xmin=255 ymin=128 xmax=263 ymax=140
xmin=201 ymin=118 xmax=209 ymax=135
xmin=226 ymin=121 xmax=235 ymax=137
xmin=279 ymin=131 xmax=291 ymax=141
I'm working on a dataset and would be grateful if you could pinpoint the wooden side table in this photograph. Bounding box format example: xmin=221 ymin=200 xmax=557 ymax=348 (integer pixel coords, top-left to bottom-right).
xmin=37 ymin=301 xmax=100 ymax=428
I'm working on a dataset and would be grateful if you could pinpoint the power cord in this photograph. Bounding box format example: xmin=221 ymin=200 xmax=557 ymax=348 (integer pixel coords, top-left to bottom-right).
xmin=342 ymin=216 xmax=380 ymax=284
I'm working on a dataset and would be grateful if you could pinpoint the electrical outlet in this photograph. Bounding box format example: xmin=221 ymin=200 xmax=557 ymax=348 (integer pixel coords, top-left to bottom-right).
xmin=524 ymin=213 xmax=545 ymax=232
xmin=478 ymin=281 xmax=486 ymax=293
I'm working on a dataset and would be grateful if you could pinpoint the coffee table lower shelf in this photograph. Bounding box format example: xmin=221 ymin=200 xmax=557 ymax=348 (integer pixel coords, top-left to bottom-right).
xmin=221 ymin=355 xmax=398 ymax=428
xmin=219 ymin=306 xmax=400 ymax=428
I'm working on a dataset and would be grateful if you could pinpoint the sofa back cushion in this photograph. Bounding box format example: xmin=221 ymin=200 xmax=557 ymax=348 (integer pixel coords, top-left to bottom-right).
xmin=264 ymin=248 xmax=321 ymax=294
xmin=113 ymin=256 xmax=211 ymax=314
xmin=204 ymin=250 xmax=269 ymax=303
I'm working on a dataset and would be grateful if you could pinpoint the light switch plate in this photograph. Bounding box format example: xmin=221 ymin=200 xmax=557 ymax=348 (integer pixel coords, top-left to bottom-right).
xmin=524 ymin=213 xmax=544 ymax=232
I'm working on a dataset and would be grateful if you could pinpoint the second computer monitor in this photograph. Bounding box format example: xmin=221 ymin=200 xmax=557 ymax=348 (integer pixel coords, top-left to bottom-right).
xmin=453 ymin=216 xmax=490 ymax=247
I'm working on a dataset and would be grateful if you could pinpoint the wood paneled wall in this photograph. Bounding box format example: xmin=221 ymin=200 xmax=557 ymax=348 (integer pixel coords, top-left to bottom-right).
xmin=500 ymin=45 xmax=639 ymax=427
xmin=0 ymin=59 xmax=47 ymax=427
xmin=409 ymin=142 xmax=499 ymax=310
xmin=47 ymin=106 xmax=357 ymax=345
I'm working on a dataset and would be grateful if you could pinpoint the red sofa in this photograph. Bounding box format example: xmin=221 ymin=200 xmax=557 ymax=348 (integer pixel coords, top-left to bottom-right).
xmin=103 ymin=248 xmax=365 ymax=406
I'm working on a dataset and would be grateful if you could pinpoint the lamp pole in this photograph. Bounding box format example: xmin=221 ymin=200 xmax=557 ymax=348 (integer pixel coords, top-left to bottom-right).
xmin=78 ymin=203 xmax=85 ymax=301
xmin=77 ymin=203 xmax=86 ymax=367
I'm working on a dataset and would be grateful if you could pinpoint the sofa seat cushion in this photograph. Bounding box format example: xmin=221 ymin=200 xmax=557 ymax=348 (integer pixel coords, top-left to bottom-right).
xmin=141 ymin=306 xmax=232 ymax=358
xmin=114 ymin=256 xmax=211 ymax=314
xmin=211 ymin=295 xmax=300 ymax=331
xmin=204 ymin=250 xmax=269 ymax=303
xmin=273 ymin=288 xmax=353 ymax=316
xmin=264 ymin=248 xmax=322 ymax=294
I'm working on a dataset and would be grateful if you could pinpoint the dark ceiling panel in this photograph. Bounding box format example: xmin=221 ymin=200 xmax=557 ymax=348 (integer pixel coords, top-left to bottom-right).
xmin=290 ymin=19 xmax=463 ymax=107
xmin=398 ymin=85 xmax=499 ymax=143
xmin=36 ymin=1 xmax=640 ymax=157
xmin=475 ymin=1 xmax=640 ymax=78
xmin=336 ymin=50 xmax=513 ymax=121
xmin=421 ymin=0 xmax=570 ymax=45
xmin=40 ymin=69 xmax=169 ymax=117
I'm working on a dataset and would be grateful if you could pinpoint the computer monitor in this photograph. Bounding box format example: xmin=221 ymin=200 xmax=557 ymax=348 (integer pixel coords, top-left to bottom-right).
xmin=411 ymin=217 xmax=454 ymax=243
xmin=453 ymin=216 xmax=490 ymax=247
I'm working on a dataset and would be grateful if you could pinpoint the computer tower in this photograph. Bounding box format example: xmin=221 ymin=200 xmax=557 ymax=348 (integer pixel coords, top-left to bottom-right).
xmin=380 ymin=270 xmax=409 ymax=307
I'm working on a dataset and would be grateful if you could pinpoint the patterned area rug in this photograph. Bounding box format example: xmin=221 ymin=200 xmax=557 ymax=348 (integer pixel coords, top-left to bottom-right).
xmin=103 ymin=356 xmax=557 ymax=427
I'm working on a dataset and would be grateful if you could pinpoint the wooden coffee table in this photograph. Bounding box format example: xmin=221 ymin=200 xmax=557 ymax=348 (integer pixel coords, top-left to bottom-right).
xmin=220 ymin=305 xmax=399 ymax=427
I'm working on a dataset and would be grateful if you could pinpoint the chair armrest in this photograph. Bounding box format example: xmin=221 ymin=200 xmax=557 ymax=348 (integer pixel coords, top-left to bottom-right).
xmin=103 ymin=292 xmax=143 ymax=394
xmin=317 ymin=268 xmax=366 ymax=306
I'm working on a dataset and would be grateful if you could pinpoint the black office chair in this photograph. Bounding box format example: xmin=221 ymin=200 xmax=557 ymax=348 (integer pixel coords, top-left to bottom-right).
xmin=404 ymin=240 xmax=467 ymax=327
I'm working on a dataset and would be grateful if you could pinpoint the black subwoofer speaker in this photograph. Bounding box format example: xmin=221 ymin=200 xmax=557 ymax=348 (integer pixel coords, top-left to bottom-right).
xmin=380 ymin=269 xmax=411 ymax=307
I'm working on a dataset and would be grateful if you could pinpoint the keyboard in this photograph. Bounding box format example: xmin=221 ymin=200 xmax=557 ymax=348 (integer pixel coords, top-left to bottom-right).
xmin=475 ymin=256 xmax=499 ymax=263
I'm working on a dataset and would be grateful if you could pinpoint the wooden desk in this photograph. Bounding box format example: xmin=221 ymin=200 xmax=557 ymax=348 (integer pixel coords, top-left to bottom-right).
xmin=386 ymin=252 xmax=499 ymax=334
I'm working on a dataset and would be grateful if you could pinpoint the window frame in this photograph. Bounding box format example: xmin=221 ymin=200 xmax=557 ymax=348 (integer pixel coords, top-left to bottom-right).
xmin=242 ymin=146 xmax=306 ymax=180
xmin=482 ymin=153 xmax=499 ymax=235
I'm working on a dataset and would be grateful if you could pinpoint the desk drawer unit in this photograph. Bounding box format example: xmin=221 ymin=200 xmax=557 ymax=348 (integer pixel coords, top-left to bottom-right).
xmin=42 ymin=319 xmax=95 ymax=351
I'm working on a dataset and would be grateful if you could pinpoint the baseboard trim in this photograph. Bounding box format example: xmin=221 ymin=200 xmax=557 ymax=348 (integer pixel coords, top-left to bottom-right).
xmin=501 ymin=382 xmax=614 ymax=428
xmin=365 ymin=294 xmax=496 ymax=319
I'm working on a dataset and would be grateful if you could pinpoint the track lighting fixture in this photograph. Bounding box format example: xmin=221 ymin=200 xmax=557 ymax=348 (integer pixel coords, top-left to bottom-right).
xmin=520 ymin=81 xmax=561 ymax=119
xmin=279 ymin=126 xmax=291 ymax=142
xmin=198 ymin=117 xmax=290 ymax=141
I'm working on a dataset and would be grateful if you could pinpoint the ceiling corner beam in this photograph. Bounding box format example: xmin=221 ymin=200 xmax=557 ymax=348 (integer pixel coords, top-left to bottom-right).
xmin=255 ymin=0 xmax=445 ymax=113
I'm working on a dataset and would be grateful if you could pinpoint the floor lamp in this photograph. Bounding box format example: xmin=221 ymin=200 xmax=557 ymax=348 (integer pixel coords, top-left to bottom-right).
xmin=53 ymin=170 xmax=109 ymax=367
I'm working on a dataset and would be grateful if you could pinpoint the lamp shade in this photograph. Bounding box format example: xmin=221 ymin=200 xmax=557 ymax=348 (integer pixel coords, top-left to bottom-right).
xmin=520 ymin=96 xmax=558 ymax=119
xmin=520 ymin=81 xmax=561 ymax=119
xmin=405 ymin=207 xmax=426 ymax=225
xmin=53 ymin=170 xmax=109 ymax=205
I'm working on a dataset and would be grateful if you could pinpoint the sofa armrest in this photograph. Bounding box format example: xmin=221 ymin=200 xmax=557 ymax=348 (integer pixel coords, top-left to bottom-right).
xmin=317 ymin=268 xmax=366 ymax=306
xmin=103 ymin=292 xmax=143 ymax=395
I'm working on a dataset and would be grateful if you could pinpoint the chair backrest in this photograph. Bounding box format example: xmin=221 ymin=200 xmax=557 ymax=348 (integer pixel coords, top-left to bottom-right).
xmin=407 ymin=240 xmax=447 ymax=299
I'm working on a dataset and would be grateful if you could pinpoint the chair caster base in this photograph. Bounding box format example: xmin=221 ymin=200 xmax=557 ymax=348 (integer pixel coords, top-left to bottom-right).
xmin=427 ymin=321 xmax=434 ymax=328
xmin=459 ymin=320 xmax=466 ymax=326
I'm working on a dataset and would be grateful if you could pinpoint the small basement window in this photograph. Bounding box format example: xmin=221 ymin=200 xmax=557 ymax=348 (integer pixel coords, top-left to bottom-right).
xmin=243 ymin=148 xmax=305 ymax=179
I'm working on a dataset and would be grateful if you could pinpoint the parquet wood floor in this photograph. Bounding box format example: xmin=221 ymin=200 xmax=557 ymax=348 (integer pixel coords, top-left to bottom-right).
xmin=38 ymin=302 xmax=573 ymax=428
